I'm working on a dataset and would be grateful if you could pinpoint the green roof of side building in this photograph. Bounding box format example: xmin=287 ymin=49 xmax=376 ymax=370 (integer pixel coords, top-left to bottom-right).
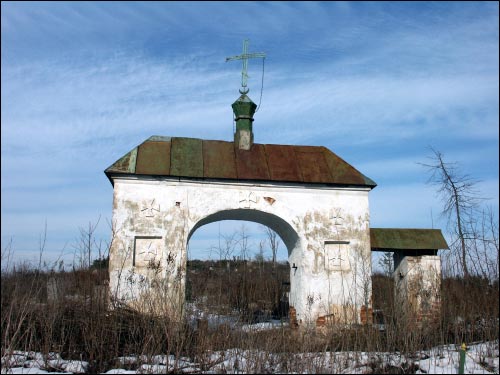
xmin=105 ymin=136 xmax=377 ymax=188
xmin=370 ymin=228 xmax=449 ymax=251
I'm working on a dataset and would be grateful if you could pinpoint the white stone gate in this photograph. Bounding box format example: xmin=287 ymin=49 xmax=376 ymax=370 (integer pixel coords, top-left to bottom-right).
xmin=105 ymin=93 xmax=447 ymax=328
xmin=107 ymin=173 xmax=373 ymax=326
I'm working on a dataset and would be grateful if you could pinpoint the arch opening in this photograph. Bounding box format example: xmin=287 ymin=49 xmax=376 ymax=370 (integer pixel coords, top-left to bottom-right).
xmin=187 ymin=209 xmax=300 ymax=257
xmin=185 ymin=209 xmax=300 ymax=326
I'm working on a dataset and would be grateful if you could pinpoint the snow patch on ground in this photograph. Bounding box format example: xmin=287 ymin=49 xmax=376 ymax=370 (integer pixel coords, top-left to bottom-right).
xmin=2 ymin=341 xmax=498 ymax=374
xmin=1 ymin=351 xmax=88 ymax=374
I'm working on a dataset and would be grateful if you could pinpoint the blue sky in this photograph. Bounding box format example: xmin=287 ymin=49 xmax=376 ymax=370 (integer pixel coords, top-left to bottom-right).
xmin=2 ymin=1 xmax=499 ymax=268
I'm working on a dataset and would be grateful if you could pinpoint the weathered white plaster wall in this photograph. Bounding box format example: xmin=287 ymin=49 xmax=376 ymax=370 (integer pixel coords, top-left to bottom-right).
xmin=109 ymin=176 xmax=372 ymax=326
xmin=394 ymin=255 xmax=441 ymax=323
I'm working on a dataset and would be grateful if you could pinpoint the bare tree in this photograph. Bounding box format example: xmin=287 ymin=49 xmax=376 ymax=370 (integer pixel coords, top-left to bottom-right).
xmin=72 ymin=216 xmax=103 ymax=269
xmin=420 ymin=148 xmax=481 ymax=278
xmin=238 ymin=223 xmax=251 ymax=261
xmin=254 ymin=240 xmax=266 ymax=263
xmin=209 ymin=230 xmax=237 ymax=263
xmin=378 ymin=252 xmax=394 ymax=277
xmin=465 ymin=206 xmax=499 ymax=280
xmin=263 ymin=226 xmax=281 ymax=267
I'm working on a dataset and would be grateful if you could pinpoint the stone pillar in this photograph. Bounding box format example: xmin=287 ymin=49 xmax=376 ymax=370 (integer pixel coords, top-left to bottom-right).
xmin=47 ymin=276 xmax=62 ymax=303
xmin=394 ymin=253 xmax=441 ymax=325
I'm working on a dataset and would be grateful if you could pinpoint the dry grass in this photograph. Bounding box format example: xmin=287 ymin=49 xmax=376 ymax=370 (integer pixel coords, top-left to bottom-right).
xmin=1 ymin=257 xmax=498 ymax=373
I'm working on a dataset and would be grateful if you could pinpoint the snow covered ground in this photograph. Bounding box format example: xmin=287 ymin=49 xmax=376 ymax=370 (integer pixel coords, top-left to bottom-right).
xmin=1 ymin=340 xmax=498 ymax=374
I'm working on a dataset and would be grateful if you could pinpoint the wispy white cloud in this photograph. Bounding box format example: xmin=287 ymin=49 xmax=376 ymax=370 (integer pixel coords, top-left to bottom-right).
xmin=1 ymin=2 xmax=498 ymax=265
xmin=3 ymin=50 xmax=496 ymax=192
xmin=358 ymin=147 xmax=500 ymax=185
xmin=259 ymin=73 xmax=499 ymax=145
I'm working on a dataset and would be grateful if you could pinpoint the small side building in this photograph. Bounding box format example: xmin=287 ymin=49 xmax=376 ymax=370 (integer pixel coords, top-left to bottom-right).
xmin=371 ymin=228 xmax=449 ymax=325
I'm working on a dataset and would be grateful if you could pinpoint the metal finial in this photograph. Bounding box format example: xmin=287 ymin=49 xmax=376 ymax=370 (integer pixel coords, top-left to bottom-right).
xmin=226 ymin=39 xmax=266 ymax=94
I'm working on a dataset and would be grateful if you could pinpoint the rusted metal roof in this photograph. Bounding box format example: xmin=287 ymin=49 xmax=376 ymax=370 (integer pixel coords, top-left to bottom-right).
xmin=106 ymin=147 xmax=137 ymax=174
xmin=323 ymin=148 xmax=371 ymax=186
xmin=136 ymin=141 xmax=171 ymax=175
xmin=171 ymin=137 xmax=203 ymax=177
xmin=370 ymin=228 xmax=449 ymax=251
xmin=105 ymin=136 xmax=377 ymax=188
xmin=295 ymin=146 xmax=333 ymax=184
xmin=235 ymin=143 xmax=271 ymax=180
xmin=203 ymin=140 xmax=237 ymax=179
xmin=265 ymin=144 xmax=302 ymax=182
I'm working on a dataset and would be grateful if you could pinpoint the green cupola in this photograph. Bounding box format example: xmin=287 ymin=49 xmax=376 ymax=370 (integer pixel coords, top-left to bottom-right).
xmin=232 ymin=93 xmax=257 ymax=150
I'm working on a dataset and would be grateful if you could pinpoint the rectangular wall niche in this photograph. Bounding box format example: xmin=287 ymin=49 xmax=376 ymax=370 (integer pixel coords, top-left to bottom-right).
xmin=133 ymin=236 xmax=162 ymax=268
xmin=324 ymin=240 xmax=351 ymax=271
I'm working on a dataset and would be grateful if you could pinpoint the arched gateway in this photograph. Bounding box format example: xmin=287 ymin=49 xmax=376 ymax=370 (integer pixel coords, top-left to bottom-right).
xmin=105 ymin=90 xmax=448 ymax=328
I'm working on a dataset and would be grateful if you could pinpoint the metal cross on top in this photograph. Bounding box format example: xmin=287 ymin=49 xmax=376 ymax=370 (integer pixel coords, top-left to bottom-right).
xmin=226 ymin=39 xmax=265 ymax=94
